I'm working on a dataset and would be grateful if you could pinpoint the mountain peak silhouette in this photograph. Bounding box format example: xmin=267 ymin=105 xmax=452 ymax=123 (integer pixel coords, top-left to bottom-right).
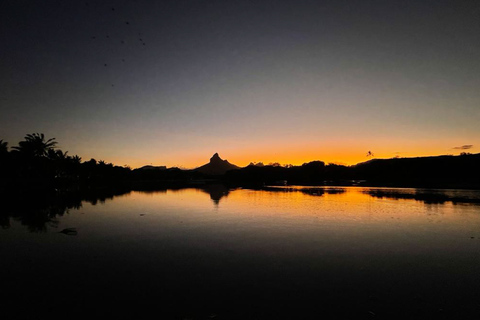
xmin=196 ymin=153 xmax=240 ymax=175
xmin=210 ymin=153 xmax=221 ymax=162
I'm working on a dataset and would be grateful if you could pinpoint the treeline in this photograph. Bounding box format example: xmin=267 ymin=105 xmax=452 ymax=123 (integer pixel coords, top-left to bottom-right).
xmin=352 ymin=154 xmax=480 ymax=188
xmin=0 ymin=133 xmax=212 ymax=192
xmin=2 ymin=133 xmax=480 ymax=191
xmin=225 ymin=161 xmax=350 ymax=185
xmin=225 ymin=154 xmax=480 ymax=188
xmin=0 ymin=133 xmax=131 ymax=190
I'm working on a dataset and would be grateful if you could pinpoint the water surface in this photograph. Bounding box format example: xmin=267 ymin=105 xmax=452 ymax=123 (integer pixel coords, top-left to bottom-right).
xmin=2 ymin=186 xmax=480 ymax=319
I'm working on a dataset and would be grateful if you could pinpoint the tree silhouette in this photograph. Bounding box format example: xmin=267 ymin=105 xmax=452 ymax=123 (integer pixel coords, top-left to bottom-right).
xmin=47 ymin=149 xmax=68 ymax=161
xmin=0 ymin=140 xmax=7 ymax=153
xmin=72 ymin=155 xmax=82 ymax=164
xmin=12 ymin=133 xmax=57 ymax=157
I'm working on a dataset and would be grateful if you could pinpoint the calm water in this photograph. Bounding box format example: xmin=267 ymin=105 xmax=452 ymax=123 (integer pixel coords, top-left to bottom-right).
xmin=2 ymin=186 xmax=480 ymax=319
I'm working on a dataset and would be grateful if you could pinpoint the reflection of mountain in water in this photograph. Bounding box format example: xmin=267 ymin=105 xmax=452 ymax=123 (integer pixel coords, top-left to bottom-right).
xmin=1 ymin=184 xmax=235 ymax=231
xmin=198 ymin=184 xmax=231 ymax=205
xmin=136 ymin=184 xmax=232 ymax=205
xmin=365 ymin=189 xmax=480 ymax=205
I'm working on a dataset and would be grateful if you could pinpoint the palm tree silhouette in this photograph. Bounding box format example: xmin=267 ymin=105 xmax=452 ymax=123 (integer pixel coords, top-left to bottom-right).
xmin=71 ymin=155 xmax=82 ymax=164
xmin=12 ymin=133 xmax=57 ymax=158
xmin=47 ymin=149 xmax=68 ymax=161
xmin=0 ymin=140 xmax=7 ymax=154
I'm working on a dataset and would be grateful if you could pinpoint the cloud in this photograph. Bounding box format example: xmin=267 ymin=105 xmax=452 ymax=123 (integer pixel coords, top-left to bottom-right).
xmin=453 ymin=145 xmax=473 ymax=150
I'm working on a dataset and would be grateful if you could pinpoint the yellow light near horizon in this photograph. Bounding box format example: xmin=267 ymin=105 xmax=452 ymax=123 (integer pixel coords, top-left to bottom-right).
xmin=97 ymin=136 xmax=469 ymax=169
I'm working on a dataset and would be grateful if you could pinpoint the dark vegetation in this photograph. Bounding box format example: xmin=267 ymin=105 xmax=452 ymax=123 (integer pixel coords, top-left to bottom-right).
xmin=0 ymin=133 xmax=131 ymax=191
xmin=1 ymin=133 xmax=480 ymax=192
xmin=225 ymin=155 xmax=480 ymax=189
xmin=1 ymin=133 xmax=480 ymax=231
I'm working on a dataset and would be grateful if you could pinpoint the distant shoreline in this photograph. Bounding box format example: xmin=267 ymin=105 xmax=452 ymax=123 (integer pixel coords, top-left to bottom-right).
xmin=2 ymin=135 xmax=480 ymax=192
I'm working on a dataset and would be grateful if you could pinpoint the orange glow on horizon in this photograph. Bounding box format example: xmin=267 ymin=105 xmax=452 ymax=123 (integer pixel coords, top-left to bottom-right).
xmin=103 ymin=144 xmax=469 ymax=170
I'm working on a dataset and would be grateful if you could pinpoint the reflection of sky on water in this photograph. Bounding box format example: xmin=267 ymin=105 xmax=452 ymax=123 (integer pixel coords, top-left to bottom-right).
xmin=1 ymin=187 xmax=480 ymax=318
xmin=3 ymin=186 xmax=480 ymax=233
xmin=4 ymin=186 xmax=479 ymax=258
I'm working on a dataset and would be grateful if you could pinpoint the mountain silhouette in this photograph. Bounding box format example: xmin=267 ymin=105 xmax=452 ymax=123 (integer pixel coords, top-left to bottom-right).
xmin=138 ymin=165 xmax=166 ymax=170
xmin=195 ymin=153 xmax=240 ymax=175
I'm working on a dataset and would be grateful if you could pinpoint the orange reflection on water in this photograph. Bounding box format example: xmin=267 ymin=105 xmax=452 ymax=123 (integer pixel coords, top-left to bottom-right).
xmin=195 ymin=186 xmax=480 ymax=232
xmin=65 ymin=186 xmax=480 ymax=248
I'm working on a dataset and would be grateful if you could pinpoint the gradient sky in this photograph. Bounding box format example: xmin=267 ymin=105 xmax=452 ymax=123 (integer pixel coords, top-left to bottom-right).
xmin=1 ymin=0 xmax=479 ymax=168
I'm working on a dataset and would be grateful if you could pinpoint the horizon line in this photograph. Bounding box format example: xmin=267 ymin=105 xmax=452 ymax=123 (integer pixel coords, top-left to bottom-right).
xmin=134 ymin=151 xmax=478 ymax=170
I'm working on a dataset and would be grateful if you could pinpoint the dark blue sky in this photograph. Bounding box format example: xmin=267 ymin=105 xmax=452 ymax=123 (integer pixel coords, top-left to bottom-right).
xmin=1 ymin=0 xmax=479 ymax=167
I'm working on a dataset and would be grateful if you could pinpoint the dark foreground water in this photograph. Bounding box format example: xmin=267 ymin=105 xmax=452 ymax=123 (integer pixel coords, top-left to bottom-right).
xmin=1 ymin=186 xmax=480 ymax=319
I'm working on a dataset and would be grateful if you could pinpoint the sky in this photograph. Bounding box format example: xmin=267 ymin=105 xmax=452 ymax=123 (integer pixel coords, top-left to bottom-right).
xmin=1 ymin=0 xmax=479 ymax=168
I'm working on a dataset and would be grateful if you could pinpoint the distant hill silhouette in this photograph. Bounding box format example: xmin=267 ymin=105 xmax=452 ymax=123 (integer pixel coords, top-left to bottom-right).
xmin=225 ymin=153 xmax=480 ymax=189
xmin=195 ymin=153 xmax=240 ymax=175
xmin=138 ymin=165 xmax=167 ymax=170
xmin=351 ymin=153 xmax=480 ymax=188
